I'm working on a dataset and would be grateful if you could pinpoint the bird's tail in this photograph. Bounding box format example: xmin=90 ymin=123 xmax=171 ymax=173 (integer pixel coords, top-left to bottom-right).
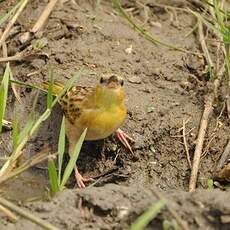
xmin=41 ymin=81 xmax=64 ymax=96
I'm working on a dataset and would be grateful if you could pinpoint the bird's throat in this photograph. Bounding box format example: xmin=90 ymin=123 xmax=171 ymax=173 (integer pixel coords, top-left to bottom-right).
xmin=95 ymin=86 xmax=125 ymax=109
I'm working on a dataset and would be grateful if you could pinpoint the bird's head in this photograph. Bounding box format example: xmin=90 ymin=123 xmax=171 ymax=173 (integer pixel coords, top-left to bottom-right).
xmin=96 ymin=74 xmax=125 ymax=106
xmin=99 ymin=74 xmax=124 ymax=90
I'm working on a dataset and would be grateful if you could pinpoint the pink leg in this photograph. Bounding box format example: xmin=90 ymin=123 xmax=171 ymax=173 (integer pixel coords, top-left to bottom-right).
xmin=74 ymin=166 xmax=94 ymax=188
xmin=115 ymin=128 xmax=134 ymax=154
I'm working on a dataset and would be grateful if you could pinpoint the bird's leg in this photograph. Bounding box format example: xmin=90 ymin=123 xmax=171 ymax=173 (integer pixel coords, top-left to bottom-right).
xmin=115 ymin=128 xmax=134 ymax=153
xmin=74 ymin=166 xmax=94 ymax=189
xmin=66 ymin=120 xmax=94 ymax=188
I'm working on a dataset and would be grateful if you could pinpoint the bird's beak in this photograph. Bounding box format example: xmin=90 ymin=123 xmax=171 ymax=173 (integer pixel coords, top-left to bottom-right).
xmin=107 ymin=81 xmax=119 ymax=89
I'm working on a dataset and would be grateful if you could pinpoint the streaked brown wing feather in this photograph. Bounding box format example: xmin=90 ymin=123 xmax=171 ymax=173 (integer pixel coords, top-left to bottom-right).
xmin=60 ymin=86 xmax=94 ymax=124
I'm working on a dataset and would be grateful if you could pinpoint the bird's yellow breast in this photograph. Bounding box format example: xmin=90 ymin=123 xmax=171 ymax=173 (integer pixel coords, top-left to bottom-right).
xmin=78 ymin=105 xmax=126 ymax=140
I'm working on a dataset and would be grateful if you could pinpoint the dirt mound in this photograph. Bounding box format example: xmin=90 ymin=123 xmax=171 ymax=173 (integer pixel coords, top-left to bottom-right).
xmin=1 ymin=184 xmax=230 ymax=230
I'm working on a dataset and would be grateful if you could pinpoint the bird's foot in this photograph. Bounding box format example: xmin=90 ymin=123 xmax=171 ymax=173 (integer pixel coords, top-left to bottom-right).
xmin=115 ymin=128 xmax=134 ymax=154
xmin=75 ymin=167 xmax=94 ymax=188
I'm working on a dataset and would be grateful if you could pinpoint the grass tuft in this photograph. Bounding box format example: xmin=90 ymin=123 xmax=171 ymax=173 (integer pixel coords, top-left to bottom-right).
xmin=0 ymin=62 xmax=10 ymax=133
xmin=112 ymin=0 xmax=199 ymax=55
xmin=60 ymin=128 xmax=87 ymax=190
xmin=58 ymin=116 xmax=65 ymax=185
xmin=47 ymin=68 xmax=54 ymax=109
xmin=48 ymin=116 xmax=87 ymax=195
xmin=43 ymin=68 xmax=87 ymax=195
xmin=129 ymin=199 xmax=166 ymax=230
xmin=48 ymin=157 xmax=59 ymax=195
xmin=0 ymin=0 xmax=22 ymax=26
xmin=0 ymin=68 xmax=84 ymax=184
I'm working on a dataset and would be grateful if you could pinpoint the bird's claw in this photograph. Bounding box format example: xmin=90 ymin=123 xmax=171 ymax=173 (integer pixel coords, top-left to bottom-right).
xmin=116 ymin=128 xmax=134 ymax=154
xmin=75 ymin=167 xmax=94 ymax=188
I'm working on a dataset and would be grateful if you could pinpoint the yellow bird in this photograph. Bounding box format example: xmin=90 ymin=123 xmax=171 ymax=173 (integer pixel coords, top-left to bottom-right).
xmin=43 ymin=74 xmax=134 ymax=188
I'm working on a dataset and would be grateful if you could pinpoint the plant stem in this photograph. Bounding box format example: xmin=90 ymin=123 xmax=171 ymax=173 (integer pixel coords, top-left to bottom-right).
xmin=0 ymin=197 xmax=60 ymax=230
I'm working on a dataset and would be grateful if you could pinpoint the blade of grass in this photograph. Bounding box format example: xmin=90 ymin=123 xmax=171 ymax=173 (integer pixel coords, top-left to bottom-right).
xmin=0 ymin=0 xmax=29 ymax=48
xmin=0 ymin=68 xmax=83 ymax=182
xmin=4 ymin=79 xmax=44 ymax=90
xmin=200 ymin=1 xmax=230 ymax=118
xmin=16 ymin=116 xmax=34 ymax=145
xmin=52 ymin=69 xmax=84 ymax=106
xmin=58 ymin=116 xmax=65 ymax=185
xmin=190 ymin=5 xmax=229 ymax=42
xmin=162 ymin=219 xmax=179 ymax=230
xmin=48 ymin=158 xmax=59 ymax=195
xmin=0 ymin=77 xmax=49 ymax=92
xmin=0 ymin=204 xmax=18 ymax=223
xmin=0 ymin=62 xmax=10 ymax=133
xmin=129 ymin=199 xmax=166 ymax=230
xmin=213 ymin=0 xmax=227 ymax=31
xmin=201 ymin=0 xmax=230 ymax=18
xmin=0 ymin=0 xmax=22 ymax=26
xmin=0 ymin=197 xmax=60 ymax=230
xmin=91 ymin=0 xmax=101 ymax=19
xmin=0 ymin=151 xmax=55 ymax=183
xmin=16 ymin=91 xmax=39 ymax=146
xmin=9 ymin=67 xmax=22 ymax=104
xmin=189 ymin=10 xmax=221 ymax=35
xmin=95 ymin=0 xmax=101 ymax=13
xmin=185 ymin=19 xmax=199 ymax=38
xmin=47 ymin=68 xmax=54 ymax=109
xmin=112 ymin=0 xmax=200 ymax=55
xmin=60 ymin=128 xmax=87 ymax=190
xmin=12 ymin=111 xmax=18 ymax=151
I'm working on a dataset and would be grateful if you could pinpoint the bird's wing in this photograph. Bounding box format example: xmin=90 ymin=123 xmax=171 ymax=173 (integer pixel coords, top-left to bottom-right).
xmin=41 ymin=81 xmax=97 ymax=124
xmin=60 ymin=85 xmax=95 ymax=124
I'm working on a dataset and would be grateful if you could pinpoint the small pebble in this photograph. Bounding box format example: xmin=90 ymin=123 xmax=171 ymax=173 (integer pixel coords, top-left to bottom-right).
xmin=19 ymin=31 xmax=31 ymax=44
xmin=125 ymin=45 xmax=133 ymax=54
xmin=150 ymin=21 xmax=162 ymax=28
xmin=147 ymin=106 xmax=155 ymax=113
xmin=128 ymin=76 xmax=141 ymax=84
xmin=221 ymin=215 xmax=230 ymax=224
xmin=152 ymin=67 xmax=161 ymax=76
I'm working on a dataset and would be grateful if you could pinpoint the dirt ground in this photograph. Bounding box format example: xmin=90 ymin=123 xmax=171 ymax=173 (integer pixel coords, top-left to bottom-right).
xmin=0 ymin=0 xmax=230 ymax=229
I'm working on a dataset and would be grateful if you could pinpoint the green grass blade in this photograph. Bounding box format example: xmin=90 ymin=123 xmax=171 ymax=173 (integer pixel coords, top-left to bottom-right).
xmin=207 ymin=179 xmax=214 ymax=190
xmin=29 ymin=110 xmax=51 ymax=134
xmin=0 ymin=0 xmax=22 ymax=26
xmin=47 ymin=68 xmax=54 ymax=109
xmin=0 ymin=63 xmax=10 ymax=133
xmin=162 ymin=219 xmax=179 ymax=230
xmin=213 ymin=0 xmax=229 ymax=44
xmin=12 ymin=111 xmax=18 ymax=150
xmin=60 ymin=128 xmax=87 ymax=190
xmin=129 ymin=199 xmax=166 ymax=230
xmin=52 ymin=67 xmax=84 ymax=106
xmin=0 ymin=68 xmax=84 ymax=96
xmin=189 ymin=10 xmax=220 ymax=35
xmin=0 ymin=78 xmax=46 ymax=91
xmin=17 ymin=116 xmax=34 ymax=144
xmin=95 ymin=0 xmax=101 ymax=12
xmin=58 ymin=116 xmax=65 ymax=185
xmin=213 ymin=0 xmax=225 ymax=30
xmin=185 ymin=19 xmax=199 ymax=38
xmin=0 ymin=68 xmax=84 ymax=182
xmin=48 ymin=159 xmax=59 ymax=195
xmin=17 ymin=92 xmax=39 ymax=145
xmin=112 ymin=0 xmax=197 ymax=54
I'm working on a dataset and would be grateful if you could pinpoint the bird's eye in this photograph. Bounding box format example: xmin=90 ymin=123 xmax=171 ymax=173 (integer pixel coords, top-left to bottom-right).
xmin=100 ymin=77 xmax=104 ymax=84
xmin=121 ymin=80 xmax=124 ymax=86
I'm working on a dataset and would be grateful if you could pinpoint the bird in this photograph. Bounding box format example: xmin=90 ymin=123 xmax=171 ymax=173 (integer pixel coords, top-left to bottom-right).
xmin=42 ymin=74 xmax=134 ymax=188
